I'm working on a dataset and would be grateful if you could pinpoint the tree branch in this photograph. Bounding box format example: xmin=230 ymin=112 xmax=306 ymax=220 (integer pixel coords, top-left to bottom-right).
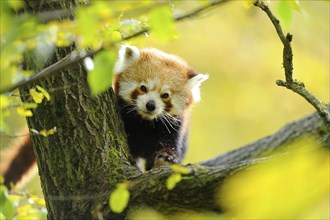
xmin=200 ymin=106 xmax=329 ymax=167
xmin=0 ymin=0 xmax=228 ymax=94
xmin=254 ymin=0 xmax=330 ymax=131
xmin=101 ymin=109 xmax=328 ymax=218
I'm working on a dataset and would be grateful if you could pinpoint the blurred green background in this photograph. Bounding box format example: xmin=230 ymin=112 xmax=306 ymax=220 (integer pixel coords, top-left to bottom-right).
xmin=1 ymin=1 xmax=329 ymax=192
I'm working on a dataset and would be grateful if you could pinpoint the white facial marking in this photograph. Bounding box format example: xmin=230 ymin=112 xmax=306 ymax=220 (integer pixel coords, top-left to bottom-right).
xmin=136 ymin=91 xmax=164 ymax=120
xmin=169 ymin=95 xmax=186 ymax=116
xmin=118 ymin=79 xmax=138 ymax=103
xmin=146 ymin=78 xmax=159 ymax=91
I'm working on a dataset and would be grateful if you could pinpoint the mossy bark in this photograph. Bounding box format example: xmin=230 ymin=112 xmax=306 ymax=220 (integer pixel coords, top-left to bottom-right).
xmin=20 ymin=45 xmax=133 ymax=219
xmin=20 ymin=1 xmax=135 ymax=219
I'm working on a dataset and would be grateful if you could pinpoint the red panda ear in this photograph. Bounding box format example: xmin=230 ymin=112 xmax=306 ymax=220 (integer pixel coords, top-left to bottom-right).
xmin=187 ymin=69 xmax=198 ymax=79
xmin=187 ymin=73 xmax=208 ymax=102
xmin=113 ymin=45 xmax=140 ymax=74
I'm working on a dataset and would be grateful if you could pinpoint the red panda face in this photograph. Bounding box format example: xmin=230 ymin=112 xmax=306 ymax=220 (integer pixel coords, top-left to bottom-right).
xmin=113 ymin=45 xmax=208 ymax=121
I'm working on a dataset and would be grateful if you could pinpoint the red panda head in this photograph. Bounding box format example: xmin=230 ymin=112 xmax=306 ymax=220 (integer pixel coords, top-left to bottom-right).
xmin=113 ymin=45 xmax=208 ymax=120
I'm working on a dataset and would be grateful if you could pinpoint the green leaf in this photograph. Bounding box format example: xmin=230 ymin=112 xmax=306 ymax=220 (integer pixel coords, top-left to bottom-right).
xmin=23 ymin=102 xmax=38 ymax=109
xmin=87 ymin=50 xmax=116 ymax=96
xmin=76 ymin=7 xmax=99 ymax=48
xmin=0 ymin=185 xmax=15 ymax=219
xmin=166 ymin=173 xmax=182 ymax=190
xmin=277 ymin=1 xmax=293 ymax=29
xmin=288 ymin=0 xmax=301 ymax=11
xmin=149 ymin=6 xmax=176 ymax=40
xmin=109 ymin=187 xmax=130 ymax=214
xmin=7 ymin=0 xmax=23 ymax=10
xmin=170 ymin=164 xmax=191 ymax=175
xmin=0 ymin=109 xmax=10 ymax=132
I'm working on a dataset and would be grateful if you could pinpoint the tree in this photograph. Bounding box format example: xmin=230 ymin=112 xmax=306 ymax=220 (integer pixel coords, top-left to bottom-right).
xmin=0 ymin=0 xmax=329 ymax=219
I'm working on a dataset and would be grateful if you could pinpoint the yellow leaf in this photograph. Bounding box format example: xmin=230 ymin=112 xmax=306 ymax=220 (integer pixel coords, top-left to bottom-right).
xmin=111 ymin=31 xmax=122 ymax=42
xmin=243 ymin=0 xmax=255 ymax=9
xmin=116 ymin=182 xmax=129 ymax=189
xmin=0 ymin=95 xmax=10 ymax=108
xmin=170 ymin=164 xmax=191 ymax=175
xmin=109 ymin=187 xmax=130 ymax=213
xmin=17 ymin=107 xmax=33 ymax=117
xmin=35 ymin=198 xmax=46 ymax=206
xmin=29 ymin=89 xmax=44 ymax=103
xmin=36 ymin=85 xmax=50 ymax=101
xmin=166 ymin=173 xmax=182 ymax=190
xmin=46 ymin=128 xmax=55 ymax=135
xmin=39 ymin=130 xmax=47 ymax=137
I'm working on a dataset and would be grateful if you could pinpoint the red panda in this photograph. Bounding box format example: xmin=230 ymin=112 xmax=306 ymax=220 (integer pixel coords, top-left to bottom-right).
xmin=1 ymin=45 xmax=208 ymax=187
xmin=113 ymin=45 xmax=208 ymax=171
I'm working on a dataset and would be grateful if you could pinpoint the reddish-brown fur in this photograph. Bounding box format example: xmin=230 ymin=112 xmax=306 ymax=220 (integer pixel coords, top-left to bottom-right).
xmin=0 ymin=133 xmax=36 ymax=189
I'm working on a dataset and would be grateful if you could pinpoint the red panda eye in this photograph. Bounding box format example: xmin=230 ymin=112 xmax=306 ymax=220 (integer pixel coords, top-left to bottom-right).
xmin=161 ymin=93 xmax=169 ymax=99
xmin=140 ymin=85 xmax=147 ymax=93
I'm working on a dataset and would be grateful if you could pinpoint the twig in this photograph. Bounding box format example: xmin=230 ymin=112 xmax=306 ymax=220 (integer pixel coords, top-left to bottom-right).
xmin=0 ymin=0 xmax=228 ymax=94
xmin=254 ymin=0 xmax=330 ymax=131
xmin=0 ymin=49 xmax=99 ymax=94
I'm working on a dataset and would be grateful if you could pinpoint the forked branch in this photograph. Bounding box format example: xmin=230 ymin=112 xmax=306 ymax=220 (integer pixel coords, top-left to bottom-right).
xmin=254 ymin=0 xmax=330 ymax=131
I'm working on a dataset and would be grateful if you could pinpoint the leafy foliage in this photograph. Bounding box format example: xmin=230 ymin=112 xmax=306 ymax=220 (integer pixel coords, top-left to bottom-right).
xmin=0 ymin=0 xmax=178 ymax=131
xmin=243 ymin=0 xmax=301 ymax=28
xmin=109 ymin=182 xmax=130 ymax=214
xmin=276 ymin=0 xmax=301 ymax=28
xmin=166 ymin=164 xmax=191 ymax=190
xmin=87 ymin=50 xmax=116 ymax=96
xmin=0 ymin=178 xmax=46 ymax=220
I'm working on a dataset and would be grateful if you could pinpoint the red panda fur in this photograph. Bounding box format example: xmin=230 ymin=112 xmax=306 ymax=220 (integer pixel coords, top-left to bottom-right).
xmin=113 ymin=45 xmax=208 ymax=170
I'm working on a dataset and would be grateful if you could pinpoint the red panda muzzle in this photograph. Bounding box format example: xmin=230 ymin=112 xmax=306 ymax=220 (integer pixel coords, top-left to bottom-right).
xmin=146 ymin=100 xmax=156 ymax=112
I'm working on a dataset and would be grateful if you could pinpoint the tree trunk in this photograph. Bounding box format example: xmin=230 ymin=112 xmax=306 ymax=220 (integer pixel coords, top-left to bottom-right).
xmin=20 ymin=44 xmax=135 ymax=219
xmin=19 ymin=1 xmax=329 ymax=219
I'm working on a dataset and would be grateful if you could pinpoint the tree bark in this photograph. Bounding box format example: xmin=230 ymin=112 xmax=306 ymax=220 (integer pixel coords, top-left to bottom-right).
xmin=20 ymin=44 xmax=135 ymax=219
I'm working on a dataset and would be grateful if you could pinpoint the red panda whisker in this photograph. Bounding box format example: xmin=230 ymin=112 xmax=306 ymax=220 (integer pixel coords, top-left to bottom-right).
xmin=159 ymin=117 xmax=172 ymax=134
xmin=161 ymin=115 xmax=179 ymax=133
xmin=163 ymin=113 xmax=180 ymax=127
xmin=126 ymin=106 xmax=138 ymax=114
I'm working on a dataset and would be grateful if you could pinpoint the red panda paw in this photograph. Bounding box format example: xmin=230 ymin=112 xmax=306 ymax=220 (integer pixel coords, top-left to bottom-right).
xmin=153 ymin=149 xmax=179 ymax=168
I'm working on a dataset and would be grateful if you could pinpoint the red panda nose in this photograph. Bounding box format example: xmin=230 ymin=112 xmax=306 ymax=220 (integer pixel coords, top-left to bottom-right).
xmin=146 ymin=100 xmax=156 ymax=112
